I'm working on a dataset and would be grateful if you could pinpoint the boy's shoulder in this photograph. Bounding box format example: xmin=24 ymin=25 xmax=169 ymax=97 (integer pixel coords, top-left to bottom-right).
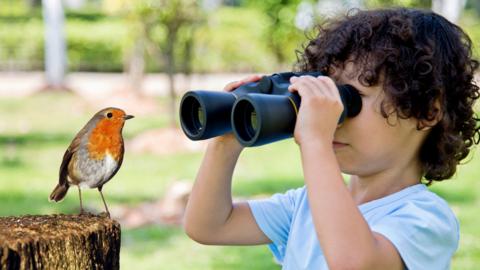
xmin=364 ymin=184 xmax=460 ymax=270
xmin=362 ymin=184 xmax=459 ymax=241
xmin=271 ymin=184 xmax=458 ymax=231
xmin=394 ymin=184 xmax=456 ymax=221
xmin=361 ymin=184 xmax=452 ymax=212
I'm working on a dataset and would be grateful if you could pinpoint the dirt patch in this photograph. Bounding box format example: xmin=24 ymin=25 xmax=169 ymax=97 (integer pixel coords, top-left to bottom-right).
xmin=128 ymin=127 xmax=206 ymax=155
xmin=114 ymin=181 xmax=192 ymax=228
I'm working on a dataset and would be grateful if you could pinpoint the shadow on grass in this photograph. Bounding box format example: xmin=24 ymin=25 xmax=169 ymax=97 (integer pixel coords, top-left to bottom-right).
xmin=0 ymin=133 xmax=73 ymax=146
xmin=0 ymin=190 xmax=155 ymax=217
xmin=211 ymin=246 xmax=279 ymax=270
xmin=0 ymin=190 xmax=76 ymax=216
xmin=122 ymin=226 xmax=183 ymax=256
xmin=0 ymin=133 xmax=73 ymax=168
xmin=233 ymin=177 xmax=304 ymax=197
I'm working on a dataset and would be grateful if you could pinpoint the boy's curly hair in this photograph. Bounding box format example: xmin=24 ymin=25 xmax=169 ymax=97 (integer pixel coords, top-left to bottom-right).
xmin=296 ymin=8 xmax=480 ymax=183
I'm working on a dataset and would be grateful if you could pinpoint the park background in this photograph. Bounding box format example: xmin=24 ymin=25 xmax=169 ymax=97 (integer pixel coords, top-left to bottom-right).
xmin=0 ymin=0 xmax=479 ymax=269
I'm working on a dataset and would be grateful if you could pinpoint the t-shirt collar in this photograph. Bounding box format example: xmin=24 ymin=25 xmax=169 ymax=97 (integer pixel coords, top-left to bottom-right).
xmin=358 ymin=183 xmax=427 ymax=214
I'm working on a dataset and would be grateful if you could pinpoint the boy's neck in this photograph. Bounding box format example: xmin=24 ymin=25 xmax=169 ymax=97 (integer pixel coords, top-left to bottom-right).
xmin=348 ymin=163 xmax=423 ymax=205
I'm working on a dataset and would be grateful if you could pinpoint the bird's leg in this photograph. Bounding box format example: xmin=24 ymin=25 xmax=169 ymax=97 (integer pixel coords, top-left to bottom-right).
xmin=78 ymin=186 xmax=85 ymax=215
xmin=98 ymin=186 xmax=111 ymax=218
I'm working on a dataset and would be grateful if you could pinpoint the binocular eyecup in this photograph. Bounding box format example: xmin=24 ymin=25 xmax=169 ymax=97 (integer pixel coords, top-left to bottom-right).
xmin=180 ymin=91 xmax=236 ymax=140
xmin=179 ymin=72 xmax=362 ymax=147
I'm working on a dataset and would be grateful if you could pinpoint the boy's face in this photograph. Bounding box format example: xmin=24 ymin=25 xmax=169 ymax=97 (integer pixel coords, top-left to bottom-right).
xmin=330 ymin=62 xmax=429 ymax=178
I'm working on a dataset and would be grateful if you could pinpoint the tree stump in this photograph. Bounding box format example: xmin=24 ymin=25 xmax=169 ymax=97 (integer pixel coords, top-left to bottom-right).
xmin=0 ymin=214 xmax=121 ymax=270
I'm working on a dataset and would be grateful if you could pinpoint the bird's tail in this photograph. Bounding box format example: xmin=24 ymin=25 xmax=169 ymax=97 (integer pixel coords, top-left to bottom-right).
xmin=49 ymin=183 xmax=70 ymax=202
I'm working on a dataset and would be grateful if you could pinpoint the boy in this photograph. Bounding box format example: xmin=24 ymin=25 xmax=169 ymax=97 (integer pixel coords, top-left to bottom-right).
xmin=183 ymin=8 xmax=479 ymax=269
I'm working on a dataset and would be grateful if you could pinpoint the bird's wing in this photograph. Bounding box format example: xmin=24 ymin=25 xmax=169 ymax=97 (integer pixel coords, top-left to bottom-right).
xmin=58 ymin=122 xmax=92 ymax=186
xmin=58 ymin=148 xmax=73 ymax=186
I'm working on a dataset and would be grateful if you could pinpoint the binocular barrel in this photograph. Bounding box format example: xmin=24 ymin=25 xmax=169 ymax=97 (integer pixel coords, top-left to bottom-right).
xmin=179 ymin=72 xmax=362 ymax=147
xmin=231 ymin=85 xmax=361 ymax=146
xmin=180 ymin=91 xmax=236 ymax=140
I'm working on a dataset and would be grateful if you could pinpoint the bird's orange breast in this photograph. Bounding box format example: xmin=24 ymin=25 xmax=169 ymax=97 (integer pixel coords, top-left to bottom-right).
xmin=87 ymin=119 xmax=123 ymax=161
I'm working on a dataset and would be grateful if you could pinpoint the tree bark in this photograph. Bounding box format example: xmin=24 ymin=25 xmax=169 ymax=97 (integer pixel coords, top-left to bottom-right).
xmin=42 ymin=0 xmax=67 ymax=90
xmin=165 ymin=29 xmax=178 ymax=128
xmin=0 ymin=214 xmax=121 ymax=270
xmin=432 ymin=0 xmax=466 ymax=23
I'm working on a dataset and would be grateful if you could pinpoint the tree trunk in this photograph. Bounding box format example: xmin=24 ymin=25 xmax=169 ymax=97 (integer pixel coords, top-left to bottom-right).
xmin=42 ymin=0 xmax=67 ymax=90
xmin=432 ymin=0 xmax=466 ymax=23
xmin=127 ymin=38 xmax=146 ymax=94
xmin=165 ymin=29 xmax=178 ymax=128
xmin=0 ymin=214 xmax=121 ymax=270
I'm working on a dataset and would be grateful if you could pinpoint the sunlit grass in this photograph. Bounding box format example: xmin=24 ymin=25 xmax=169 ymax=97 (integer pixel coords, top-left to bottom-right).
xmin=0 ymin=92 xmax=478 ymax=269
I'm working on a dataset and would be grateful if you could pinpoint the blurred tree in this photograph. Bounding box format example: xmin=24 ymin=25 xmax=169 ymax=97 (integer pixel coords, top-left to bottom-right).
xmin=475 ymin=0 xmax=480 ymax=16
xmin=363 ymin=0 xmax=468 ymax=24
xmin=364 ymin=0 xmax=430 ymax=8
xmin=42 ymin=0 xmax=68 ymax=90
xmin=246 ymin=0 xmax=304 ymax=67
xmin=432 ymin=0 xmax=466 ymax=23
xmin=109 ymin=0 xmax=204 ymax=127
xmin=26 ymin=0 xmax=41 ymax=8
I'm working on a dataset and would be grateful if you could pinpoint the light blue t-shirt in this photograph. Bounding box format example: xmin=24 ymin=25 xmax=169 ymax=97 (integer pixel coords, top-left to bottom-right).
xmin=248 ymin=184 xmax=459 ymax=270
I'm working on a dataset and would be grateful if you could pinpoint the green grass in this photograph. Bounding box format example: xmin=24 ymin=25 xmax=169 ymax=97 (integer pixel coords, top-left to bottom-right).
xmin=0 ymin=92 xmax=479 ymax=269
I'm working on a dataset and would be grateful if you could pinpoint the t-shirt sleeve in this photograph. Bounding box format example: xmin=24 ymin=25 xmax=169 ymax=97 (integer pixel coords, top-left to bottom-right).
xmin=371 ymin=199 xmax=459 ymax=270
xmin=247 ymin=187 xmax=304 ymax=263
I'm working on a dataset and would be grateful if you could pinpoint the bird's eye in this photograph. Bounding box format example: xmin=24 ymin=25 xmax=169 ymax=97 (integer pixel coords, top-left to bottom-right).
xmin=106 ymin=112 xmax=113 ymax=118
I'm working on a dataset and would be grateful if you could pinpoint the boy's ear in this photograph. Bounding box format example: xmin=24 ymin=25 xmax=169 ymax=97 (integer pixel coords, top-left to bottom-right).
xmin=418 ymin=99 xmax=443 ymax=131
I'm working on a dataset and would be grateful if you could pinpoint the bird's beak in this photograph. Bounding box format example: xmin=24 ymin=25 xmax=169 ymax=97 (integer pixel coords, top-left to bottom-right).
xmin=124 ymin=115 xmax=134 ymax=120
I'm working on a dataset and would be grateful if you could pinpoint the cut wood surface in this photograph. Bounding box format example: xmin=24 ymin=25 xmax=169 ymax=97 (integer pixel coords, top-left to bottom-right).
xmin=0 ymin=214 xmax=121 ymax=270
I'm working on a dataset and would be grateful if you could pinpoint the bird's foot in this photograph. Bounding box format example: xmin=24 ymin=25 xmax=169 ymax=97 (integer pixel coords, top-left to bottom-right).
xmin=79 ymin=209 xmax=93 ymax=216
xmin=99 ymin=211 xmax=111 ymax=219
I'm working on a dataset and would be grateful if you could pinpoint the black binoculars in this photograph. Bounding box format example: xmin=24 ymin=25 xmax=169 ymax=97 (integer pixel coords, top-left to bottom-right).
xmin=179 ymin=72 xmax=362 ymax=147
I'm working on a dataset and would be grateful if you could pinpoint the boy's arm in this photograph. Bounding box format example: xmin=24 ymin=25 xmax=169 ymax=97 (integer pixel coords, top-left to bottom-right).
xmin=290 ymin=75 xmax=403 ymax=270
xmin=183 ymin=75 xmax=270 ymax=245
xmin=183 ymin=136 xmax=270 ymax=245
xmin=301 ymin=143 xmax=403 ymax=270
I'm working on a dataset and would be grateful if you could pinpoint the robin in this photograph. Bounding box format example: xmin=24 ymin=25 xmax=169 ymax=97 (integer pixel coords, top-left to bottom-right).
xmin=49 ymin=107 xmax=134 ymax=217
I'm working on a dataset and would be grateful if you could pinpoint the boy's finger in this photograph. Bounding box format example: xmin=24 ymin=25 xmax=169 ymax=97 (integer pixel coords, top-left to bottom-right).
xmin=224 ymin=75 xmax=262 ymax=92
xmin=241 ymin=75 xmax=262 ymax=83
xmin=289 ymin=81 xmax=315 ymax=98
xmin=317 ymin=76 xmax=341 ymax=99
xmin=223 ymin=81 xmax=242 ymax=92
xmin=301 ymin=76 xmax=330 ymax=97
xmin=313 ymin=77 xmax=335 ymax=99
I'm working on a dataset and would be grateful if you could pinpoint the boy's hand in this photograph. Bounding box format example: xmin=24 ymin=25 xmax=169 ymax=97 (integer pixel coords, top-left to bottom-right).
xmin=288 ymin=75 xmax=344 ymax=147
xmin=210 ymin=75 xmax=263 ymax=151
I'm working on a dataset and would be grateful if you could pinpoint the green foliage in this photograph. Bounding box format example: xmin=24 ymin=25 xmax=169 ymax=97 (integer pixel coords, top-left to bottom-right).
xmin=0 ymin=6 xmax=293 ymax=72
xmin=0 ymin=18 xmax=44 ymax=70
xmin=192 ymin=7 xmax=280 ymax=72
xmin=459 ymin=10 xmax=480 ymax=58
xmin=364 ymin=0 xmax=430 ymax=8
xmin=1 ymin=2 xmax=479 ymax=72
xmin=245 ymin=0 xmax=305 ymax=65
xmin=66 ymin=18 xmax=127 ymax=72
xmin=120 ymin=0 xmax=205 ymax=75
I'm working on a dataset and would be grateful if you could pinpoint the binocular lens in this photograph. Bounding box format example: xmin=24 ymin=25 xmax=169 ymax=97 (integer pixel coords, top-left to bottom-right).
xmin=250 ymin=111 xmax=258 ymax=134
xmin=198 ymin=107 xmax=205 ymax=127
xmin=180 ymin=90 xmax=237 ymax=140
xmin=181 ymin=96 xmax=205 ymax=136
xmin=233 ymin=99 xmax=259 ymax=142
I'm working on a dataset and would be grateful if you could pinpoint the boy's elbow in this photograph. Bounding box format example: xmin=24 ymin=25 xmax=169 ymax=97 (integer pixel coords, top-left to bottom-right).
xmin=183 ymin=220 xmax=202 ymax=243
xmin=183 ymin=221 xmax=216 ymax=245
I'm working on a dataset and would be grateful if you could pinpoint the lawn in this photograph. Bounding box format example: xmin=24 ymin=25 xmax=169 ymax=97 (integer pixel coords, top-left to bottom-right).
xmin=0 ymin=92 xmax=478 ymax=269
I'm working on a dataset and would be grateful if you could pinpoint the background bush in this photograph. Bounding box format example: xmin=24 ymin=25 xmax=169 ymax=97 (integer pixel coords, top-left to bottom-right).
xmin=0 ymin=2 xmax=478 ymax=73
